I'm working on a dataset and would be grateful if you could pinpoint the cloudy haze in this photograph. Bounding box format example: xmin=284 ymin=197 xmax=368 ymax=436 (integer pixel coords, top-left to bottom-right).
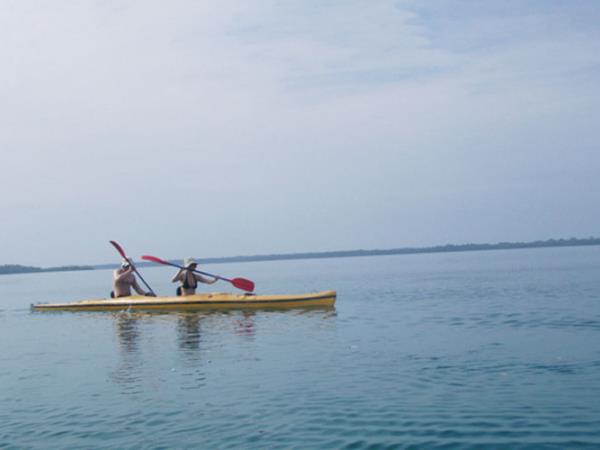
xmin=1 ymin=0 xmax=599 ymax=266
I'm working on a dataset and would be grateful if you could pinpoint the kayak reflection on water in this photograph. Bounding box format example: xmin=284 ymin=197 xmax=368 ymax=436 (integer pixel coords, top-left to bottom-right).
xmin=112 ymin=307 xmax=335 ymax=357
xmin=112 ymin=311 xmax=261 ymax=356
xmin=110 ymin=307 xmax=335 ymax=388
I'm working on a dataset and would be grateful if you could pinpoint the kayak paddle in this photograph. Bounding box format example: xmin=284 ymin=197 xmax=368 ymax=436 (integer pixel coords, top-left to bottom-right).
xmin=109 ymin=240 xmax=156 ymax=296
xmin=141 ymin=254 xmax=255 ymax=292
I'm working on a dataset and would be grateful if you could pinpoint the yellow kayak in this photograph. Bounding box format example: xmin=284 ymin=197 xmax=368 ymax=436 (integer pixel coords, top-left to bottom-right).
xmin=31 ymin=290 xmax=336 ymax=311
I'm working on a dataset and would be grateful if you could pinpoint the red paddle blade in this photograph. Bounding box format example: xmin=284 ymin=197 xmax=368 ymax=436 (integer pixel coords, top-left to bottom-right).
xmin=109 ymin=240 xmax=127 ymax=259
xmin=141 ymin=255 xmax=169 ymax=265
xmin=232 ymin=278 xmax=255 ymax=292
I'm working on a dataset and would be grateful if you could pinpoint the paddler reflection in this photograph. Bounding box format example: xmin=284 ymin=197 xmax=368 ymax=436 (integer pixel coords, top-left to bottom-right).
xmin=113 ymin=311 xmax=207 ymax=354
xmin=112 ymin=311 xmax=258 ymax=356
xmin=115 ymin=312 xmax=141 ymax=354
xmin=111 ymin=312 xmax=143 ymax=389
xmin=177 ymin=312 xmax=202 ymax=350
xmin=235 ymin=311 xmax=256 ymax=337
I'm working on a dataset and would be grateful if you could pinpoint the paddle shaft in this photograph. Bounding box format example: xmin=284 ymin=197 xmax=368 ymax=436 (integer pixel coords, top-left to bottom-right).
xmin=129 ymin=266 xmax=156 ymax=297
xmin=109 ymin=241 xmax=156 ymax=296
xmin=157 ymin=260 xmax=227 ymax=282
xmin=141 ymin=254 xmax=255 ymax=292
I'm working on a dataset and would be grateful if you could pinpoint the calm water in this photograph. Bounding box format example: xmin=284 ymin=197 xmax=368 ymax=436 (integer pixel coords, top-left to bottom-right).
xmin=2 ymin=247 xmax=600 ymax=449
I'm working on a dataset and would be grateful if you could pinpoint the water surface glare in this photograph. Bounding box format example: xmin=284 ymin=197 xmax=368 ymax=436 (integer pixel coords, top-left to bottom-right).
xmin=2 ymin=247 xmax=600 ymax=449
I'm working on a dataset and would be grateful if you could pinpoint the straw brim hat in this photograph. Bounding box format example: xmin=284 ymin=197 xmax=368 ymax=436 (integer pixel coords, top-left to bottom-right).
xmin=184 ymin=257 xmax=197 ymax=268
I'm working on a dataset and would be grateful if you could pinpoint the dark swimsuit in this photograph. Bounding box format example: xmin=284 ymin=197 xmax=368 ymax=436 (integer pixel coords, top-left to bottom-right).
xmin=182 ymin=271 xmax=198 ymax=290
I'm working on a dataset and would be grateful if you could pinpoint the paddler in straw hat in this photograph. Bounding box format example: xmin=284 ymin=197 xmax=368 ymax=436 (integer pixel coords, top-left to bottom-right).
xmin=112 ymin=259 xmax=151 ymax=298
xmin=172 ymin=257 xmax=218 ymax=296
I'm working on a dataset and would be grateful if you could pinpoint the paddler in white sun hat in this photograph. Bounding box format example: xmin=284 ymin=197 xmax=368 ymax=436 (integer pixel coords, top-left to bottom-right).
xmin=171 ymin=257 xmax=218 ymax=296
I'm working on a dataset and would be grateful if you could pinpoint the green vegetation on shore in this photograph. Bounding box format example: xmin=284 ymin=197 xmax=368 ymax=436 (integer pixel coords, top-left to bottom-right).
xmin=0 ymin=265 xmax=94 ymax=276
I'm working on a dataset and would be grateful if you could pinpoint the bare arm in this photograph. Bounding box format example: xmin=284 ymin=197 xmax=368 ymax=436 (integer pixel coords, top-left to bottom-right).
xmin=131 ymin=277 xmax=146 ymax=295
xmin=195 ymin=273 xmax=218 ymax=285
xmin=171 ymin=269 xmax=184 ymax=283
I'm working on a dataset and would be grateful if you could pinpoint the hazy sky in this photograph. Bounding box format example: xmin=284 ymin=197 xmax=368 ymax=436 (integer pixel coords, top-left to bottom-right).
xmin=1 ymin=0 xmax=599 ymax=266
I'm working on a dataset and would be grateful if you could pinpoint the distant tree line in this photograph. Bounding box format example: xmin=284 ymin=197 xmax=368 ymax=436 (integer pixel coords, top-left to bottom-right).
xmin=0 ymin=264 xmax=94 ymax=275
xmin=3 ymin=237 xmax=599 ymax=274
xmin=194 ymin=236 xmax=600 ymax=264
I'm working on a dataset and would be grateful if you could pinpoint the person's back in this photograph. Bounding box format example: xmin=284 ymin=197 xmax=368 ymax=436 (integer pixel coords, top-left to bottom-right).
xmin=113 ymin=261 xmax=146 ymax=297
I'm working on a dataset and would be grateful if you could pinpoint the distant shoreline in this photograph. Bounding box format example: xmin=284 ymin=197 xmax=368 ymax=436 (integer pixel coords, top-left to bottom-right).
xmin=90 ymin=236 xmax=600 ymax=270
xmin=0 ymin=265 xmax=94 ymax=276
xmin=189 ymin=237 xmax=600 ymax=265
xmin=2 ymin=237 xmax=599 ymax=275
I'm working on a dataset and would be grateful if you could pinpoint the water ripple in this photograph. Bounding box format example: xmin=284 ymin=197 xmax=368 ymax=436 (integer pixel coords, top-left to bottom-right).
xmin=2 ymin=249 xmax=600 ymax=448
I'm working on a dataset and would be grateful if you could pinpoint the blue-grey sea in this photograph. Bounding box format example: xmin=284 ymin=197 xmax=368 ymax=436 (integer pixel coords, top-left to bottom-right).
xmin=1 ymin=246 xmax=600 ymax=449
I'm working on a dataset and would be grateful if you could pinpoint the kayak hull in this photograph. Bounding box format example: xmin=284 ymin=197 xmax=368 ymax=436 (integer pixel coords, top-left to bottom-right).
xmin=31 ymin=290 xmax=336 ymax=312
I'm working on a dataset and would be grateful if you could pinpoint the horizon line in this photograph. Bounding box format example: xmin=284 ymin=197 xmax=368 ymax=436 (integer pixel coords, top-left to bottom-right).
xmin=2 ymin=236 xmax=598 ymax=272
xmin=94 ymin=236 xmax=600 ymax=269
